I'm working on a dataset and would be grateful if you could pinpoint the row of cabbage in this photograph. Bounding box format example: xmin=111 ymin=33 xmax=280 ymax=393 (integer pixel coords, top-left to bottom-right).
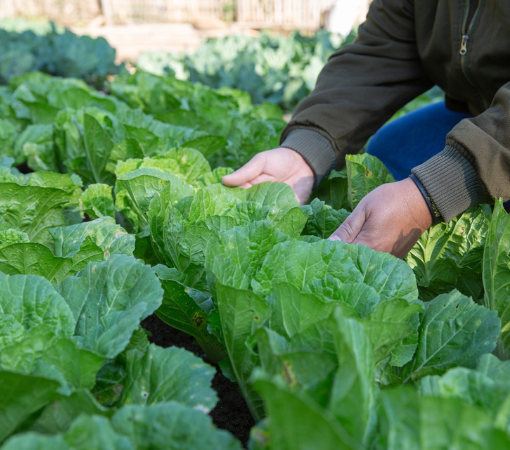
xmin=1 ymin=70 xmax=510 ymax=449
xmin=0 ymin=19 xmax=123 ymax=87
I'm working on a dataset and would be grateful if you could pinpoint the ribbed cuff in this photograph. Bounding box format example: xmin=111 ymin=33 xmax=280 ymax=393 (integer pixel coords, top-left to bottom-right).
xmin=411 ymin=145 xmax=488 ymax=222
xmin=280 ymin=129 xmax=337 ymax=188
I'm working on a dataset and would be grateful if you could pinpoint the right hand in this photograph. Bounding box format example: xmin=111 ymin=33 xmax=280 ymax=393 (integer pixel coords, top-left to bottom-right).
xmin=222 ymin=148 xmax=315 ymax=205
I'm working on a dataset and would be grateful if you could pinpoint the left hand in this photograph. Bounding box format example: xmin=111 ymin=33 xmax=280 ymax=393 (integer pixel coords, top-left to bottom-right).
xmin=329 ymin=178 xmax=434 ymax=258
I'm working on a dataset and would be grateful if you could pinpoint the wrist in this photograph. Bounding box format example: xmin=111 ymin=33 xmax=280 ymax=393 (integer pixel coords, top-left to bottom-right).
xmin=279 ymin=147 xmax=315 ymax=179
xmin=409 ymin=174 xmax=442 ymax=225
xmin=280 ymin=129 xmax=337 ymax=187
xmin=400 ymin=178 xmax=434 ymax=231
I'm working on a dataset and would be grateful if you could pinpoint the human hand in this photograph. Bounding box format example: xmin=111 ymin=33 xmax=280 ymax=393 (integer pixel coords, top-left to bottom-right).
xmin=329 ymin=178 xmax=433 ymax=258
xmin=222 ymin=147 xmax=315 ymax=205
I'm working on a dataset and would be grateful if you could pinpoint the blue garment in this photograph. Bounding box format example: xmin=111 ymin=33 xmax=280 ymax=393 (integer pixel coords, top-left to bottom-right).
xmin=365 ymin=101 xmax=473 ymax=180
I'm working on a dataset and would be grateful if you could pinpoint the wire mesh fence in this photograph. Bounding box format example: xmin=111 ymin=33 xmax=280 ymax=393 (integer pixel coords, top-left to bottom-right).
xmin=0 ymin=0 xmax=367 ymax=30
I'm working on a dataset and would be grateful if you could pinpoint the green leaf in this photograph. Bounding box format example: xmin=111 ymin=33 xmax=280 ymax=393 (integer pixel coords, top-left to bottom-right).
xmin=1 ymin=433 xmax=67 ymax=450
xmin=379 ymin=387 xmax=510 ymax=449
xmin=268 ymin=282 xmax=336 ymax=339
xmin=0 ymin=272 xmax=74 ymax=349
xmin=402 ymin=290 xmax=500 ymax=382
xmin=0 ymin=218 xmax=133 ymax=284
xmin=408 ymin=206 xmax=490 ymax=301
xmin=15 ymin=123 xmax=55 ymax=170
xmin=111 ymin=403 xmax=243 ymax=450
xmin=0 ymin=332 xmax=104 ymax=396
xmin=2 ymin=414 xmax=131 ymax=449
xmin=0 ymin=372 xmax=61 ymax=444
xmin=361 ymin=299 xmax=423 ymax=366
xmin=329 ymin=312 xmax=378 ymax=447
xmin=79 ymin=184 xmax=115 ymax=219
xmin=252 ymin=373 xmax=362 ymax=450
xmin=418 ymin=362 xmax=510 ymax=431
xmin=483 ymin=198 xmax=510 ymax=359
xmin=0 ymin=228 xmax=29 ymax=248
xmin=301 ymin=198 xmax=349 ymax=238
xmin=0 ymin=240 xmax=103 ymax=285
xmin=118 ymin=168 xmax=193 ymax=232
xmin=256 ymin=327 xmax=338 ymax=408
xmin=214 ymin=281 xmax=270 ymax=420
xmin=82 ymin=113 xmax=115 ymax=185
xmin=119 ymin=344 xmax=218 ymax=411
xmin=207 ymin=221 xmax=290 ymax=291
xmin=194 ymin=166 xmax=234 ymax=188
xmin=182 ymin=135 xmax=228 ymax=159
xmin=253 ymin=240 xmax=418 ymax=302
xmin=311 ymin=168 xmax=350 ymax=211
xmin=346 ymin=153 xmax=394 ymax=209
xmin=154 ymin=265 xmax=225 ymax=362
xmin=0 ymin=183 xmax=69 ymax=246
xmin=0 ymin=119 xmax=18 ymax=163
xmin=28 ymin=390 xmax=110 ymax=434
xmin=57 ymin=255 xmax=163 ymax=358
xmin=50 ymin=217 xmax=135 ymax=259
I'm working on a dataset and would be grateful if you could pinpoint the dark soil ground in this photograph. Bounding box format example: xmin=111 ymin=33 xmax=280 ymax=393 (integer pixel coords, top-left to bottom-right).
xmin=141 ymin=314 xmax=255 ymax=448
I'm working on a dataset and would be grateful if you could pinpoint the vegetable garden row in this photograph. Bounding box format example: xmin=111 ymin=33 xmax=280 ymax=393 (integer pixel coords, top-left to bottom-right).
xmin=1 ymin=21 xmax=510 ymax=450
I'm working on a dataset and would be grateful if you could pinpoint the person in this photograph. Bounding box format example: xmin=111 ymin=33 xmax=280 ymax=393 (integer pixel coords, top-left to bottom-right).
xmin=223 ymin=0 xmax=510 ymax=258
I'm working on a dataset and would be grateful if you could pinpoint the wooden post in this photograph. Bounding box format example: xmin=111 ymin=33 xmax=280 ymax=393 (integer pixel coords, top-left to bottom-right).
xmin=3 ymin=0 xmax=17 ymax=17
xmin=100 ymin=0 xmax=114 ymax=25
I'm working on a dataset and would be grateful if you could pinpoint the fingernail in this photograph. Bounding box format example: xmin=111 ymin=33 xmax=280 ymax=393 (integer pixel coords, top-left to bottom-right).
xmin=329 ymin=235 xmax=342 ymax=242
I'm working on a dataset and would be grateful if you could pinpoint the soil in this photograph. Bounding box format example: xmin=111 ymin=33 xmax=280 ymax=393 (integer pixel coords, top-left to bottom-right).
xmin=141 ymin=314 xmax=255 ymax=448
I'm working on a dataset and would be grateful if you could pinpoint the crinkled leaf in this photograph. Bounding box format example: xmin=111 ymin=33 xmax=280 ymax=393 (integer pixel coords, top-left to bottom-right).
xmin=79 ymin=183 xmax=115 ymax=219
xmin=117 ymin=168 xmax=193 ymax=232
xmin=408 ymin=206 xmax=490 ymax=301
xmin=111 ymin=403 xmax=242 ymax=450
xmin=0 ymin=239 xmax=103 ymax=285
xmin=253 ymin=240 xmax=418 ymax=303
xmin=57 ymin=255 xmax=163 ymax=358
xmin=379 ymin=387 xmax=510 ymax=450
xmin=50 ymin=217 xmax=135 ymax=259
xmin=301 ymin=198 xmax=350 ymax=238
xmin=0 ymin=183 xmax=69 ymax=246
xmin=119 ymin=344 xmax=218 ymax=411
xmin=402 ymin=290 xmax=500 ymax=382
xmin=0 ymin=272 xmax=74 ymax=349
xmin=207 ymin=221 xmax=290 ymax=292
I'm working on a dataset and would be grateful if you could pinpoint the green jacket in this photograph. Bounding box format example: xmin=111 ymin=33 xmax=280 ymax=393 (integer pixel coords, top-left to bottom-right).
xmin=281 ymin=0 xmax=510 ymax=221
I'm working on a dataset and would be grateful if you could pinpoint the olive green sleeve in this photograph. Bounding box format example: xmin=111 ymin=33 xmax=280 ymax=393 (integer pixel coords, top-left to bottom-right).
xmin=412 ymin=81 xmax=510 ymax=221
xmin=281 ymin=0 xmax=433 ymax=174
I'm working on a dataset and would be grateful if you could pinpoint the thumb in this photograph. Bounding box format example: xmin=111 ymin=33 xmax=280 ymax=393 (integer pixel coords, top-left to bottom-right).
xmin=222 ymin=154 xmax=266 ymax=187
xmin=329 ymin=208 xmax=366 ymax=244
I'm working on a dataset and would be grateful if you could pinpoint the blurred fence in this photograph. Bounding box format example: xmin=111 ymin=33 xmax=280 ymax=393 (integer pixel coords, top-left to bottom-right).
xmin=0 ymin=0 xmax=101 ymax=25
xmin=0 ymin=0 xmax=368 ymax=30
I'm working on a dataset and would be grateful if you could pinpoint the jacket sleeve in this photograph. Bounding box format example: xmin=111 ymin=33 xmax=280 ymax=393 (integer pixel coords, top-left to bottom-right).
xmin=412 ymin=83 xmax=510 ymax=221
xmin=280 ymin=0 xmax=433 ymax=185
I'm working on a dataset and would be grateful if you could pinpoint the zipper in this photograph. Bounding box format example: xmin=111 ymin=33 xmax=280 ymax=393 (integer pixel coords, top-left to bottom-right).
xmin=459 ymin=0 xmax=480 ymax=56
xmin=459 ymin=0 xmax=488 ymax=108
xmin=459 ymin=35 xmax=468 ymax=56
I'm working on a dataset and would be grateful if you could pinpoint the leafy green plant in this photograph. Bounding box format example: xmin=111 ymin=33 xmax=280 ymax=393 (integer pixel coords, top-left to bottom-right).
xmin=0 ymin=21 xmax=123 ymax=86
xmin=137 ymin=30 xmax=352 ymax=111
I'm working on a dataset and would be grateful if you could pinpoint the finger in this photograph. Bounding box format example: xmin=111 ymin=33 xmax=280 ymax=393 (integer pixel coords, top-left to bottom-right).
xmin=222 ymin=154 xmax=265 ymax=187
xmin=329 ymin=209 xmax=366 ymax=244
